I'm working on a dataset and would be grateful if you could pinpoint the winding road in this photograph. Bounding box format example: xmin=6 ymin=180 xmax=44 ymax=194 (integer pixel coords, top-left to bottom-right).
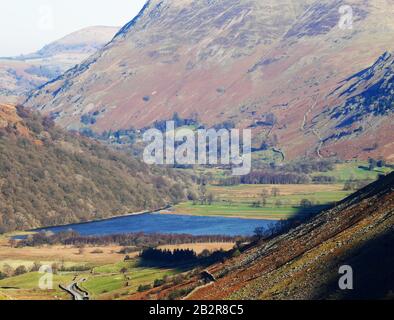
xmin=61 ymin=278 xmax=89 ymax=300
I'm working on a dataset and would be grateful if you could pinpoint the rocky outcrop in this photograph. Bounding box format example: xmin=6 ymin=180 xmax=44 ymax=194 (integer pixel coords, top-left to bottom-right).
xmin=328 ymin=52 xmax=394 ymax=128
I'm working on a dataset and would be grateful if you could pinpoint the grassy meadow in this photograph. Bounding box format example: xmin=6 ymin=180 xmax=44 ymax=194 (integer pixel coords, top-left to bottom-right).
xmin=173 ymin=184 xmax=352 ymax=220
xmin=0 ymin=272 xmax=74 ymax=300
xmin=311 ymin=162 xmax=393 ymax=182
xmin=83 ymin=261 xmax=182 ymax=300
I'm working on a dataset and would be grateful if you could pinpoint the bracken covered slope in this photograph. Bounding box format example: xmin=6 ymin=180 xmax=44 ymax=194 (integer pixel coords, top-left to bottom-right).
xmin=131 ymin=172 xmax=394 ymax=300
xmin=25 ymin=0 xmax=394 ymax=160
xmin=0 ymin=104 xmax=190 ymax=233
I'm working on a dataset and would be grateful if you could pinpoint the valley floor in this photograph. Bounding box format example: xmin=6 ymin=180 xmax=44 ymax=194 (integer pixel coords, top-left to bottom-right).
xmin=0 ymin=162 xmax=391 ymax=300
xmin=0 ymin=233 xmax=234 ymax=300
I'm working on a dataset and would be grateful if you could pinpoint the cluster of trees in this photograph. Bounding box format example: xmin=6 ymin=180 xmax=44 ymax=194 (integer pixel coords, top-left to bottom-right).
xmin=0 ymin=262 xmax=43 ymax=280
xmin=249 ymin=187 xmax=316 ymax=209
xmin=99 ymin=128 xmax=137 ymax=145
xmin=141 ymin=248 xmax=198 ymax=264
xmin=312 ymin=176 xmax=337 ymax=184
xmin=0 ymin=106 xmax=193 ymax=233
xmin=281 ymin=160 xmax=335 ymax=174
xmin=187 ymin=184 xmax=215 ymax=205
xmin=151 ymin=112 xmax=200 ymax=133
xmin=241 ymin=171 xmax=310 ymax=185
xmin=140 ymin=247 xmax=231 ymax=266
xmin=14 ymin=230 xmax=244 ymax=249
xmin=215 ymin=160 xmax=340 ymax=186
xmin=80 ymin=112 xmax=98 ymax=125
xmin=251 ymin=187 xmax=281 ymax=207
xmin=217 ymin=171 xmax=310 ymax=186
xmin=0 ymin=265 xmax=28 ymax=279
xmin=367 ymin=158 xmax=388 ymax=171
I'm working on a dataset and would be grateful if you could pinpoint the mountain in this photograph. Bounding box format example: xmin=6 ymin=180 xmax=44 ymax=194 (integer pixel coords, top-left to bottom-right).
xmin=131 ymin=171 xmax=394 ymax=300
xmin=0 ymin=26 xmax=119 ymax=104
xmin=24 ymin=0 xmax=394 ymax=161
xmin=0 ymin=103 xmax=191 ymax=233
xmin=22 ymin=26 xmax=120 ymax=59
xmin=313 ymin=51 xmax=394 ymax=161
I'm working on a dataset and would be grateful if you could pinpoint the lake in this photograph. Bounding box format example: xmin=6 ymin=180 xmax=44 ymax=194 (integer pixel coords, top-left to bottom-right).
xmin=34 ymin=213 xmax=275 ymax=237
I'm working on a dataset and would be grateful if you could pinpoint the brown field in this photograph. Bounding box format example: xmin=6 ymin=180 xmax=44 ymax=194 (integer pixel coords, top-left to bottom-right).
xmin=0 ymin=235 xmax=125 ymax=269
xmin=0 ymin=289 xmax=69 ymax=301
xmin=207 ymin=184 xmax=346 ymax=202
xmin=158 ymin=242 xmax=235 ymax=254
xmin=0 ymin=235 xmax=235 ymax=272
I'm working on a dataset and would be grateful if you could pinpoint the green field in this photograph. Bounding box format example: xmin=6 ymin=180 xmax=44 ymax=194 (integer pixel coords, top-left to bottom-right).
xmin=0 ymin=258 xmax=187 ymax=300
xmin=92 ymin=261 xmax=136 ymax=274
xmin=311 ymin=162 xmax=392 ymax=182
xmin=82 ymin=260 xmax=183 ymax=299
xmin=82 ymin=274 xmax=125 ymax=297
xmin=174 ymin=183 xmax=352 ymax=220
xmin=174 ymin=202 xmax=333 ymax=220
xmin=174 ymin=202 xmax=304 ymax=219
xmin=0 ymin=272 xmax=72 ymax=289
xmin=0 ymin=272 xmax=75 ymax=300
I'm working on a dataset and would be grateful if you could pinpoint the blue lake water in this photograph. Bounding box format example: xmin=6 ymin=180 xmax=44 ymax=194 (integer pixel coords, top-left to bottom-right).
xmin=34 ymin=213 xmax=274 ymax=237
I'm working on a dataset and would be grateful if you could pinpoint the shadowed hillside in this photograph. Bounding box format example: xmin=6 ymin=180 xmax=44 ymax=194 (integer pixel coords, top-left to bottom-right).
xmin=0 ymin=104 xmax=192 ymax=233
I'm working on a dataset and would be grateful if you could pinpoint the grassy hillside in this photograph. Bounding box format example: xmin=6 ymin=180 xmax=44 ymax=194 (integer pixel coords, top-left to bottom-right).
xmin=83 ymin=260 xmax=181 ymax=300
xmin=0 ymin=104 xmax=193 ymax=233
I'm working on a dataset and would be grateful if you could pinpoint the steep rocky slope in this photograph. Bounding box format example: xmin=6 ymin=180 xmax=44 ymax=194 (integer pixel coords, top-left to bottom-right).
xmin=0 ymin=26 xmax=118 ymax=104
xmin=25 ymin=0 xmax=394 ymax=160
xmin=130 ymin=172 xmax=394 ymax=300
xmin=0 ymin=104 xmax=190 ymax=233
xmin=313 ymin=52 xmax=394 ymax=161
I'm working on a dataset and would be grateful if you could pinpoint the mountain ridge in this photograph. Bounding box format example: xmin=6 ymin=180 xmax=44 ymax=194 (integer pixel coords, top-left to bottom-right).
xmin=24 ymin=0 xmax=394 ymax=161
xmin=0 ymin=26 xmax=119 ymax=104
